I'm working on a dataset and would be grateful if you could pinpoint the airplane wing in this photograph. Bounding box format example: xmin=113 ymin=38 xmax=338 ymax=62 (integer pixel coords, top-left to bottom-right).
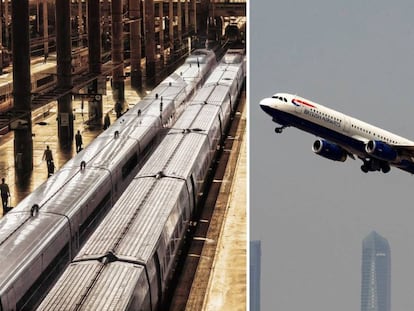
xmin=350 ymin=134 xmax=414 ymax=159
xmin=351 ymin=134 xmax=369 ymax=144
xmin=391 ymin=144 xmax=414 ymax=159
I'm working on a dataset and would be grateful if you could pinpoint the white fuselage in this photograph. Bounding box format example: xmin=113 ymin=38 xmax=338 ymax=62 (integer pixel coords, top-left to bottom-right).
xmin=260 ymin=92 xmax=414 ymax=174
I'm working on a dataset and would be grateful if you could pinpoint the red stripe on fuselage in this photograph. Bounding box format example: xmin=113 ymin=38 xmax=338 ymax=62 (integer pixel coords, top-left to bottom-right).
xmin=293 ymin=99 xmax=316 ymax=108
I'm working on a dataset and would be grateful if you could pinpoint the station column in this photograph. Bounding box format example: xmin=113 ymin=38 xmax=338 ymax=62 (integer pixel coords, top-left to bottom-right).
xmin=42 ymin=0 xmax=49 ymax=58
xmin=185 ymin=0 xmax=189 ymax=34
xmin=88 ymin=0 xmax=103 ymax=126
xmin=169 ymin=0 xmax=174 ymax=50
xmin=199 ymin=0 xmax=210 ymax=37
xmin=130 ymin=0 xmax=142 ymax=90
xmin=56 ymin=0 xmax=74 ymax=148
xmin=192 ymin=0 xmax=197 ymax=34
xmin=158 ymin=1 xmax=165 ymax=67
xmin=12 ymin=0 xmax=33 ymax=177
xmin=145 ymin=0 xmax=156 ymax=86
xmin=177 ymin=0 xmax=182 ymax=44
xmin=111 ymin=0 xmax=125 ymax=102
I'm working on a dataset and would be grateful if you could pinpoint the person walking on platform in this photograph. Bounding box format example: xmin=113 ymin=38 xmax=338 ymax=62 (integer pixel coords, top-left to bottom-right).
xmin=0 ymin=178 xmax=10 ymax=215
xmin=42 ymin=145 xmax=54 ymax=176
xmin=103 ymin=113 xmax=111 ymax=130
xmin=75 ymin=130 xmax=83 ymax=153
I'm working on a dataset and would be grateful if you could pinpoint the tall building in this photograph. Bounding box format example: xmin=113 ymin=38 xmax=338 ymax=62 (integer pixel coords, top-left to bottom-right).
xmin=361 ymin=231 xmax=391 ymax=311
xmin=250 ymin=240 xmax=261 ymax=311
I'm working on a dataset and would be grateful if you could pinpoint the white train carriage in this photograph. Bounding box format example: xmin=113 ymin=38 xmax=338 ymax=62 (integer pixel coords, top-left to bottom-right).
xmin=204 ymin=49 xmax=245 ymax=109
xmin=36 ymin=261 xmax=152 ymax=310
xmin=0 ymin=62 xmax=57 ymax=114
xmin=174 ymin=49 xmax=216 ymax=96
xmin=184 ymin=84 xmax=232 ymax=137
xmin=36 ymin=82 xmax=232 ymax=311
xmin=36 ymin=136 xmax=217 ymax=311
xmin=31 ymin=62 xmax=57 ymax=94
xmin=0 ymin=214 xmax=71 ymax=311
xmin=35 ymin=50 xmax=244 ymax=311
xmin=0 ymin=74 xmax=13 ymax=113
xmin=0 ymin=49 xmax=217 ymax=311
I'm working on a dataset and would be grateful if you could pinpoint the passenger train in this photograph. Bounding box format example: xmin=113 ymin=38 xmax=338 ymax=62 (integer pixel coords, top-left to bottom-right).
xmin=36 ymin=49 xmax=245 ymax=311
xmin=0 ymin=49 xmax=216 ymax=311
xmin=0 ymin=47 xmax=89 ymax=114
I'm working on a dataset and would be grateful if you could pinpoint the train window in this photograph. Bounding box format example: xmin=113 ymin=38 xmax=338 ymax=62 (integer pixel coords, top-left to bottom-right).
xmin=122 ymin=153 xmax=138 ymax=180
xmin=79 ymin=191 xmax=111 ymax=243
xmin=283 ymin=98 xmax=287 ymax=102
xmin=17 ymin=242 xmax=70 ymax=310
xmin=36 ymin=75 xmax=54 ymax=89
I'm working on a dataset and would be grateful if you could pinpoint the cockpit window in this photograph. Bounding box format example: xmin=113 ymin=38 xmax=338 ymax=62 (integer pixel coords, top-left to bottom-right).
xmin=271 ymin=96 xmax=287 ymax=102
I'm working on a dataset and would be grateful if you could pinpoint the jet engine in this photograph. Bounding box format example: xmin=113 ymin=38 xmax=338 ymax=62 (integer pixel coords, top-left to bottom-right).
xmin=365 ymin=140 xmax=397 ymax=161
xmin=312 ymin=139 xmax=347 ymax=162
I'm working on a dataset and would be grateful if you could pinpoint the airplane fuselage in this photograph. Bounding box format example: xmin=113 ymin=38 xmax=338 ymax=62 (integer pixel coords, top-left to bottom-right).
xmin=260 ymin=93 xmax=414 ymax=174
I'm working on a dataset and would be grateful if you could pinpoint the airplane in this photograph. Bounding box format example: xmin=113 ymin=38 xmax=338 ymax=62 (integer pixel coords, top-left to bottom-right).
xmin=260 ymin=92 xmax=414 ymax=174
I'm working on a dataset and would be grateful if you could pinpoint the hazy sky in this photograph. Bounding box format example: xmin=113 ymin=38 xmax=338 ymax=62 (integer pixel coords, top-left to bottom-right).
xmin=250 ymin=1 xmax=414 ymax=310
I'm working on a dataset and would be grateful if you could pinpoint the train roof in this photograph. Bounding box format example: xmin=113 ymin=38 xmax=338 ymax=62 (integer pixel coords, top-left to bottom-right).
xmin=0 ymin=214 xmax=69 ymax=294
xmin=74 ymin=177 xmax=187 ymax=262
xmin=36 ymin=261 xmax=147 ymax=310
xmin=220 ymin=51 xmax=244 ymax=64
xmin=31 ymin=61 xmax=57 ymax=74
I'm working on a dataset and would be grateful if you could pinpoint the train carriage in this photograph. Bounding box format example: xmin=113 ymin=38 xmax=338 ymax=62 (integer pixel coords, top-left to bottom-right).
xmin=36 ymin=50 xmax=245 ymax=311
xmin=0 ymin=49 xmax=217 ymax=311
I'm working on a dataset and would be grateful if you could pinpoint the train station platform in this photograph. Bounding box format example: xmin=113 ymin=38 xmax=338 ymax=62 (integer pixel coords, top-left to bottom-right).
xmin=185 ymin=93 xmax=247 ymax=310
xmin=0 ymin=81 xmax=143 ymax=217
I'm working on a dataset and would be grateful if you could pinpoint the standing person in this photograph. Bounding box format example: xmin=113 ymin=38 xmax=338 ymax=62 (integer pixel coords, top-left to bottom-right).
xmin=42 ymin=145 xmax=53 ymax=169
xmin=0 ymin=178 xmax=10 ymax=215
xmin=75 ymin=130 xmax=83 ymax=153
xmin=115 ymin=102 xmax=122 ymax=118
xmin=103 ymin=113 xmax=110 ymax=130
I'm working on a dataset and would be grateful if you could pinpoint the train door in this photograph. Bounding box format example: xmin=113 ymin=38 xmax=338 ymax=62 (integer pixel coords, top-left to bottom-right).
xmin=218 ymin=113 xmax=223 ymax=137
xmin=189 ymin=175 xmax=197 ymax=213
xmin=153 ymin=252 xmax=163 ymax=309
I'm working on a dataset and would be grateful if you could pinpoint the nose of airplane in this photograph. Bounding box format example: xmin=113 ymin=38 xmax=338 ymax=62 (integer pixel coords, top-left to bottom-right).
xmin=260 ymin=98 xmax=276 ymax=115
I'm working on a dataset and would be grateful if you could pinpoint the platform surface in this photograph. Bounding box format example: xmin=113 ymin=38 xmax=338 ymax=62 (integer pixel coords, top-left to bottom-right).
xmin=0 ymin=82 xmax=142 ymax=217
xmin=185 ymin=97 xmax=247 ymax=311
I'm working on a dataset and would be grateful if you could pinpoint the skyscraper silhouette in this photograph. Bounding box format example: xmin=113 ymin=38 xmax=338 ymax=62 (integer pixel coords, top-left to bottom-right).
xmin=361 ymin=231 xmax=391 ymax=311
xmin=250 ymin=240 xmax=261 ymax=311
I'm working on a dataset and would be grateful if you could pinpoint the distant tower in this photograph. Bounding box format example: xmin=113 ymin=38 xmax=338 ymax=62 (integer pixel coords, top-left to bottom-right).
xmin=250 ymin=240 xmax=261 ymax=311
xmin=361 ymin=231 xmax=391 ymax=311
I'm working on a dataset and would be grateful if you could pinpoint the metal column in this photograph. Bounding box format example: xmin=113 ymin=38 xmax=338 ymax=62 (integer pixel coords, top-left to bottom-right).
xmin=158 ymin=1 xmax=165 ymax=67
xmin=111 ymin=0 xmax=125 ymax=102
xmin=0 ymin=1 xmax=3 ymax=73
xmin=88 ymin=0 xmax=103 ymax=126
xmin=42 ymin=0 xmax=49 ymax=59
xmin=177 ymin=0 xmax=182 ymax=44
xmin=130 ymin=0 xmax=142 ymax=90
xmin=199 ymin=0 xmax=209 ymax=37
xmin=102 ymin=0 xmax=110 ymax=44
xmin=184 ymin=0 xmax=189 ymax=34
xmin=56 ymin=0 xmax=74 ymax=147
xmin=192 ymin=0 xmax=197 ymax=34
xmin=145 ymin=0 xmax=156 ymax=86
xmin=12 ymin=0 xmax=33 ymax=177
xmin=169 ymin=0 xmax=174 ymax=50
